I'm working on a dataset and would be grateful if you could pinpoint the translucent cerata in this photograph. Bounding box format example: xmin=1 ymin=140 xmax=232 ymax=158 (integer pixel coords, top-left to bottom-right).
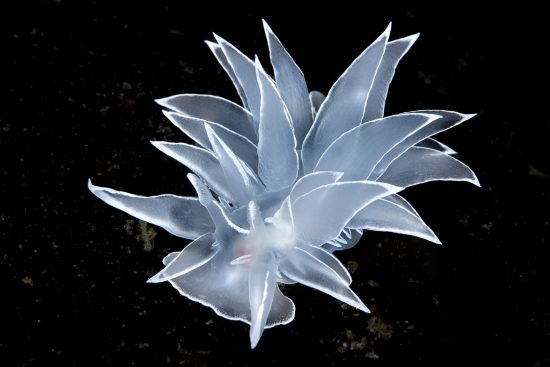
xmin=89 ymin=20 xmax=478 ymax=348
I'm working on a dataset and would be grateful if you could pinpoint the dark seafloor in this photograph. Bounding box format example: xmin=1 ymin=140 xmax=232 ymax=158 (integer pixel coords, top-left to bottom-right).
xmin=1 ymin=2 xmax=549 ymax=366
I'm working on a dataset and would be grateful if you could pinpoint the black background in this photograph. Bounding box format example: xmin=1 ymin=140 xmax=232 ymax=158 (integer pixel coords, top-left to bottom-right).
xmin=2 ymin=2 xmax=549 ymax=366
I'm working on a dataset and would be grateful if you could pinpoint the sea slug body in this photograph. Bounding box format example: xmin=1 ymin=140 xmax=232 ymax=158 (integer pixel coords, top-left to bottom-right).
xmin=89 ymin=20 xmax=478 ymax=348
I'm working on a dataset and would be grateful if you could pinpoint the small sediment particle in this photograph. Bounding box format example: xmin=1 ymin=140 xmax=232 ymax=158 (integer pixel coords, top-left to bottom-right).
xmin=21 ymin=276 xmax=34 ymax=287
xmin=138 ymin=220 xmax=156 ymax=252
xmin=367 ymin=315 xmax=394 ymax=340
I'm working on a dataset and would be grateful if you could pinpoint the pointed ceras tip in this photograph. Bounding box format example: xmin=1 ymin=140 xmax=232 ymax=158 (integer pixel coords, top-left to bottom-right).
xmin=384 ymin=22 xmax=392 ymax=35
xmin=146 ymin=273 xmax=162 ymax=284
xmin=261 ymin=19 xmax=272 ymax=34
xmin=212 ymin=33 xmax=226 ymax=46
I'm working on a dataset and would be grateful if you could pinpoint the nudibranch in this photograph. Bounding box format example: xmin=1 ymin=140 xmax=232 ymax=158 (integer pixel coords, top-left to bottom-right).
xmin=89 ymin=21 xmax=478 ymax=348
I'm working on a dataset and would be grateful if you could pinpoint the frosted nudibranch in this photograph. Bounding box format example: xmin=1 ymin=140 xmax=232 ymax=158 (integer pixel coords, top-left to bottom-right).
xmin=89 ymin=21 xmax=478 ymax=348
